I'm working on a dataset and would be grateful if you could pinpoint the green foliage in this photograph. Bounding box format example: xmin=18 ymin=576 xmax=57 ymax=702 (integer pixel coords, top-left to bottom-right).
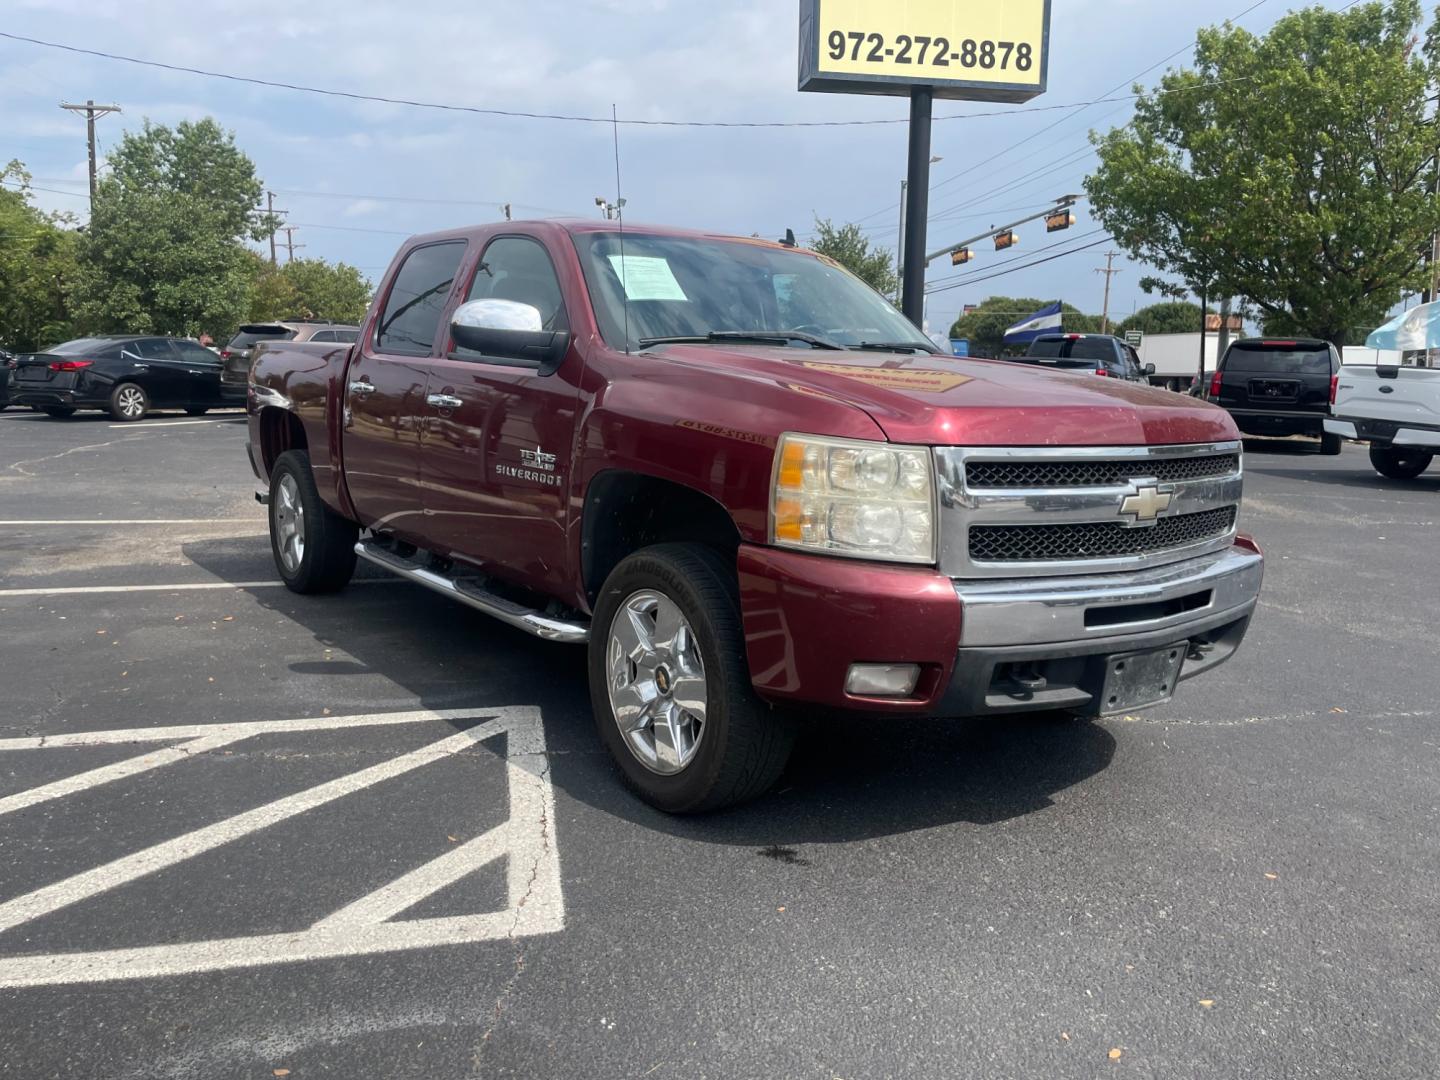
xmin=0 ymin=162 xmax=80 ymax=351
xmin=810 ymin=217 xmax=898 ymax=297
xmin=947 ymin=297 xmax=1104 ymax=356
xmin=1118 ymin=302 xmax=1210 ymax=337
xmin=73 ymin=118 xmax=270 ymax=339
xmin=248 ymin=256 xmax=372 ymax=324
xmin=1086 ymin=1 xmax=1440 ymax=347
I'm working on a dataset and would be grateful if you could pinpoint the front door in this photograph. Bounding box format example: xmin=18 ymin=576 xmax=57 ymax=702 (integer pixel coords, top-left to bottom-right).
xmin=420 ymin=235 xmax=581 ymax=598
xmin=171 ymin=340 xmax=225 ymax=406
xmin=342 ymin=239 xmax=468 ymax=542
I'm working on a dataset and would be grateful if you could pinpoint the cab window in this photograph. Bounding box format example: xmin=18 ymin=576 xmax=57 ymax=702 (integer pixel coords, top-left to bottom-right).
xmin=376 ymin=241 xmax=467 ymax=356
xmin=463 ymin=237 xmax=569 ymax=334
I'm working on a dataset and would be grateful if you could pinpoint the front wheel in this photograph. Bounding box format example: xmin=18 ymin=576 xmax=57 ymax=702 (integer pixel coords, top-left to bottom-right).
xmin=268 ymin=450 xmax=359 ymax=593
xmin=108 ymin=382 xmax=149 ymax=422
xmin=1370 ymin=445 xmax=1433 ymax=480
xmin=589 ymin=543 xmax=794 ymax=814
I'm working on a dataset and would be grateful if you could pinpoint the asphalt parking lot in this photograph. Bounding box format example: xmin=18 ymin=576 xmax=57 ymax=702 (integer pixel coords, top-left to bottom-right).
xmin=1 ymin=406 xmax=1437 ymax=1079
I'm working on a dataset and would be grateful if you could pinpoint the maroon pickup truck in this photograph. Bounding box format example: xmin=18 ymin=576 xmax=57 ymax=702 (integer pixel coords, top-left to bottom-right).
xmin=247 ymin=220 xmax=1263 ymax=812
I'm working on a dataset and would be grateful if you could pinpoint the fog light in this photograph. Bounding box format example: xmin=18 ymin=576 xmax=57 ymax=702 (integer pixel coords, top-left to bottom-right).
xmin=845 ymin=663 xmax=921 ymax=698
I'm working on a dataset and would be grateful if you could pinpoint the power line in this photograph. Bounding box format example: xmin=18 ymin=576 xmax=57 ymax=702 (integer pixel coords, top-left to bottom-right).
xmin=0 ymin=29 xmax=1262 ymax=132
xmin=926 ymin=237 xmax=1114 ymax=295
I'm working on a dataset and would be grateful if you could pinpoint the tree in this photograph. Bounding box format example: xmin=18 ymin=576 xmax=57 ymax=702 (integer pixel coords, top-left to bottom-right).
xmin=1086 ymin=1 xmax=1440 ymax=348
xmin=810 ymin=218 xmax=898 ymax=297
xmin=0 ymin=162 xmax=80 ymax=351
xmin=73 ymin=118 xmax=272 ymax=339
xmin=1118 ymin=301 xmax=1210 ymax=337
xmin=947 ymin=296 xmax=1104 ymax=357
xmin=246 ymin=256 xmax=372 ymax=324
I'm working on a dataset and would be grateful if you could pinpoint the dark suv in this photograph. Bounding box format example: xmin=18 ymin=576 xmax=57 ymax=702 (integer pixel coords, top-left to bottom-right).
xmin=1209 ymin=338 xmax=1341 ymax=454
xmin=1023 ymin=333 xmax=1153 ymax=383
xmin=221 ymin=321 xmax=359 ymax=400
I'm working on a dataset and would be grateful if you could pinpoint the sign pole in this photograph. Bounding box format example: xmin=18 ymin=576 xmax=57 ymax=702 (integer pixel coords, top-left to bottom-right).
xmin=901 ymin=87 xmax=933 ymax=327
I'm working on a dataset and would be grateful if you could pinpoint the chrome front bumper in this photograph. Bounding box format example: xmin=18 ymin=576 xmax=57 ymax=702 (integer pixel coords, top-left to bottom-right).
xmin=938 ymin=544 xmax=1263 ymax=716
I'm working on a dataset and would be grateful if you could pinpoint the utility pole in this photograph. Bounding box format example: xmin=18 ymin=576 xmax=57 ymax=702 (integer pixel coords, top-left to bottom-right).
xmin=267 ymin=191 xmax=278 ymax=265
xmin=59 ymin=100 xmax=122 ymax=205
xmin=1094 ymin=251 xmax=1121 ymax=335
xmin=502 ymin=203 xmax=513 ymax=222
xmin=280 ymin=226 xmax=304 ymax=264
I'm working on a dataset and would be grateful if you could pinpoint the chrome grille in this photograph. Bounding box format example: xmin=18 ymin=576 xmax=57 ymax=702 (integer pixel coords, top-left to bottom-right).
xmin=965 ymin=454 xmax=1239 ymax=489
xmin=935 ymin=442 xmax=1244 ymax=579
xmin=970 ymin=507 xmax=1237 ymax=562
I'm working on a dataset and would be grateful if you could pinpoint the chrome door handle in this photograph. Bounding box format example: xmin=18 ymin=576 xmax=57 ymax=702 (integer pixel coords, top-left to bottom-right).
xmin=427 ymin=393 xmax=463 ymax=409
xmin=349 ymin=380 xmax=375 ymax=397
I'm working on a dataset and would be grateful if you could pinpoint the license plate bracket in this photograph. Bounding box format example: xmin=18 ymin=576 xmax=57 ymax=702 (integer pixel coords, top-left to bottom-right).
xmin=1098 ymin=644 xmax=1185 ymax=714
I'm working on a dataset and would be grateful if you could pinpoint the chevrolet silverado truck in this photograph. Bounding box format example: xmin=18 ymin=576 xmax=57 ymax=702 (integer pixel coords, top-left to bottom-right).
xmin=1326 ymin=361 xmax=1439 ymax=479
xmin=247 ymin=220 xmax=1264 ymax=812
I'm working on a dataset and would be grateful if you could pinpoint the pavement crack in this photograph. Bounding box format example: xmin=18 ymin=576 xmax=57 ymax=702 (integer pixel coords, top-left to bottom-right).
xmin=7 ymin=439 xmax=125 ymax=477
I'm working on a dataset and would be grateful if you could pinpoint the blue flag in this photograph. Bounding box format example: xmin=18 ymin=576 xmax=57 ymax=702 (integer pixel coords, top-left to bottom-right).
xmin=1004 ymin=301 xmax=1064 ymax=344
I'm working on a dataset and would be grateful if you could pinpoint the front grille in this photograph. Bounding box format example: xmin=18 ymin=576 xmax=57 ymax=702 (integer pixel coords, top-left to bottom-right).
xmin=965 ymin=454 xmax=1239 ymax=489
xmin=970 ymin=506 xmax=1238 ymax=563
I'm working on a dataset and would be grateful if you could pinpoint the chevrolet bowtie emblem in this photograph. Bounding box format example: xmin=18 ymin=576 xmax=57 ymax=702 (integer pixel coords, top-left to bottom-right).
xmin=1120 ymin=484 xmax=1174 ymax=523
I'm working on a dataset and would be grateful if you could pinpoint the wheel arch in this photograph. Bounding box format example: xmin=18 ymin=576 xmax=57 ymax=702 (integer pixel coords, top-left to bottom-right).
xmin=581 ymin=469 xmax=743 ymax=606
xmin=256 ymin=406 xmax=309 ymax=479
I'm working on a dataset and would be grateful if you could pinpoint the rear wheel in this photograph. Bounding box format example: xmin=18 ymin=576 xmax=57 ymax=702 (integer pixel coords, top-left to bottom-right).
xmin=1369 ymin=445 xmax=1433 ymax=480
xmin=268 ymin=450 xmax=359 ymax=593
xmin=108 ymin=382 xmax=149 ymax=422
xmin=41 ymin=406 xmax=76 ymax=418
xmin=1320 ymin=431 xmax=1343 ymax=456
xmin=589 ymin=543 xmax=794 ymax=814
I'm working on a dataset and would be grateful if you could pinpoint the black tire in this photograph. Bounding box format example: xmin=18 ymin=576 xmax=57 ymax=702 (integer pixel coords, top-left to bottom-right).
xmin=1320 ymin=431 xmax=1343 ymax=456
xmin=108 ymin=382 xmax=149 ymax=422
xmin=184 ymin=406 xmax=209 ymax=417
xmin=1369 ymin=445 xmax=1433 ymax=480
xmin=589 ymin=543 xmax=795 ymax=814
xmin=268 ymin=449 xmax=359 ymax=594
xmin=41 ymin=406 xmax=77 ymax=418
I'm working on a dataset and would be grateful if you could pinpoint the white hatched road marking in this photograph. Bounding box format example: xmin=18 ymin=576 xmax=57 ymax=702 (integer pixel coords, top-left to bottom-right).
xmin=0 ymin=706 xmax=564 ymax=988
xmin=106 ymin=417 xmax=246 ymax=429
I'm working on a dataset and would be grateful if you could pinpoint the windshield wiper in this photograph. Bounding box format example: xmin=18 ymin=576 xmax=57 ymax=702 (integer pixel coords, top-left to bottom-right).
xmin=855 ymin=341 xmax=940 ymax=354
xmin=639 ymin=330 xmax=845 ymax=351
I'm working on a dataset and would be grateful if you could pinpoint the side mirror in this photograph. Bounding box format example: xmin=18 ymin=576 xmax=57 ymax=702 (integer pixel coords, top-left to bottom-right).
xmin=450 ymin=299 xmax=570 ymax=372
xmin=1144 ymin=362 xmax=1156 ymax=375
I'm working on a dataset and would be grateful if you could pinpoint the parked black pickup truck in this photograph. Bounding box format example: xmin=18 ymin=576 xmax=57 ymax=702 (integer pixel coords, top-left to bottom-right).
xmin=1208 ymin=338 xmax=1342 ymax=454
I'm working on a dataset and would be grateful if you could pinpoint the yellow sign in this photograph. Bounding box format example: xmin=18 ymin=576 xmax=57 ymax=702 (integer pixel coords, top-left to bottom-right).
xmin=799 ymin=362 xmax=973 ymax=395
xmin=800 ymin=0 xmax=1050 ymax=103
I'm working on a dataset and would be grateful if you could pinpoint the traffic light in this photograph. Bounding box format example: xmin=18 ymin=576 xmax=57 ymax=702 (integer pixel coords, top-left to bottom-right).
xmin=994 ymin=231 xmax=1020 ymax=252
xmin=1046 ymin=211 xmax=1076 ymax=233
xmin=951 ymin=247 xmax=974 ymax=266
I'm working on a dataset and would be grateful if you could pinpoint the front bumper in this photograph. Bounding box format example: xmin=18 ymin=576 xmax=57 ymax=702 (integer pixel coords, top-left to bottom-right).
xmin=737 ymin=540 xmax=1263 ymax=717
xmin=1326 ymin=416 xmax=1440 ymax=448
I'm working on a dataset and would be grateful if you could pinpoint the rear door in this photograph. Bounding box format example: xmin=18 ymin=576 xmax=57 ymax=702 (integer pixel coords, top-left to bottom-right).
xmin=418 ymin=234 xmax=581 ymax=595
xmin=1217 ymin=341 xmax=1335 ymax=413
xmin=343 ymin=239 xmax=468 ymax=541
xmin=120 ymin=338 xmax=189 ymax=405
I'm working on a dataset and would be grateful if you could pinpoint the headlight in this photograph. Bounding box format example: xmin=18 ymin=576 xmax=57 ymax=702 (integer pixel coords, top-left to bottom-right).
xmin=770 ymin=433 xmax=936 ymax=564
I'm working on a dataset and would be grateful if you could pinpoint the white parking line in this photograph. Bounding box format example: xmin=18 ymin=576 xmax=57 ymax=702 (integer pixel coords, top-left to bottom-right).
xmin=0 ymin=519 xmax=263 ymax=526
xmin=0 ymin=706 xmax=564 ymax=988
xmin=106 ymin=417 xmax=245 ymax=429
xmin=0 ymin=579 xmax=397 ymax=598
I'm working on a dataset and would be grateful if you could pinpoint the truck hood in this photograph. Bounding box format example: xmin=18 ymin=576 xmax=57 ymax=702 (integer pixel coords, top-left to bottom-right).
xmin=649 ymin=345 xmax=1238 ymax=446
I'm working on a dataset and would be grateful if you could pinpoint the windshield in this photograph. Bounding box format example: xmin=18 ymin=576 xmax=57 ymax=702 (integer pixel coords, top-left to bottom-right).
xmin=573 ymin=232 xmax=933 ymax=352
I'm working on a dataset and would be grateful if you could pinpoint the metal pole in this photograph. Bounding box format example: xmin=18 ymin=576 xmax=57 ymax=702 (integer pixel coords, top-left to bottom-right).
xmin=901 ymin=87 xmax=933 ymax=327
xmin=896 ymin=180 xmax=907 ymax=307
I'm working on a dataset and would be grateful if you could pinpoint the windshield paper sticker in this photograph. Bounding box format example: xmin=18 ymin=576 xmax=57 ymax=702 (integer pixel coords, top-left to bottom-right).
xmin=608 ymin=255 xmax=689 ymax=301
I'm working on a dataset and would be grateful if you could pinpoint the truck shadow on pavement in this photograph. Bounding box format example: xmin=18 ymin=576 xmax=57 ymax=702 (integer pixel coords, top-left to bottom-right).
xmin=184 ymin=537 xmax=1116 ymax=844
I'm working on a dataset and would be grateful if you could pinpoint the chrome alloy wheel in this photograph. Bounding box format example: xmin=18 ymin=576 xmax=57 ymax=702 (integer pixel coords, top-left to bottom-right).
xmin=272 ymin=473 xmax=306 ymax=573
xmin=116 ymin=385 xmax=145 ymax=418
xmin=606 ymin=589 xmax=708 ymax=775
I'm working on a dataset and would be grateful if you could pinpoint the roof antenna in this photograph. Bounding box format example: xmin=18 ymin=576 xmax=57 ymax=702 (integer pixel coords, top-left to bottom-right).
xmin=612 ymin=103 xmax=631 ymax=355
xmin=779 ymin=228 xmax=797 ymax=248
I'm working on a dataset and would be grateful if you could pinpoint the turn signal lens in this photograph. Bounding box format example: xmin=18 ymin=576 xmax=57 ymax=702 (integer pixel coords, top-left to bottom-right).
xmin=1329 ymin=374 xmax=1339 ymax=406
xmin=770 ymin=434 xmax=935 ymax=564
xmin=1209 ymin=370 xmax=1224 ymax=399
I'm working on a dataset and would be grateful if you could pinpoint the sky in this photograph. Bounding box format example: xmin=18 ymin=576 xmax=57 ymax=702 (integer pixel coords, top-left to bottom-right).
xmin=0 ymin=0 xmax=1358 ymax=335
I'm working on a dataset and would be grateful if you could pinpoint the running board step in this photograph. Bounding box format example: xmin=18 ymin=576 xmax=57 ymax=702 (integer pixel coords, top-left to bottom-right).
xmin=354 ymin=541 xmax=589 ymax=644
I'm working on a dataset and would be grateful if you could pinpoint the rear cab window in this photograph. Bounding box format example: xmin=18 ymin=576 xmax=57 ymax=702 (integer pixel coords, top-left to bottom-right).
xmin=229 ymin=326 xmax=297 ymax=351
xmin=1223 ymin=342 xmax=1334 ymax=375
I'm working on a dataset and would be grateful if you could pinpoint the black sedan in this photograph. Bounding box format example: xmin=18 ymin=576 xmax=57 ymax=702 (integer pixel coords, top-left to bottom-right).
xmin=0 ymin=348 xmax=15 ymax=410
xmin=12 ymin=335 xmax=228 ymax=422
